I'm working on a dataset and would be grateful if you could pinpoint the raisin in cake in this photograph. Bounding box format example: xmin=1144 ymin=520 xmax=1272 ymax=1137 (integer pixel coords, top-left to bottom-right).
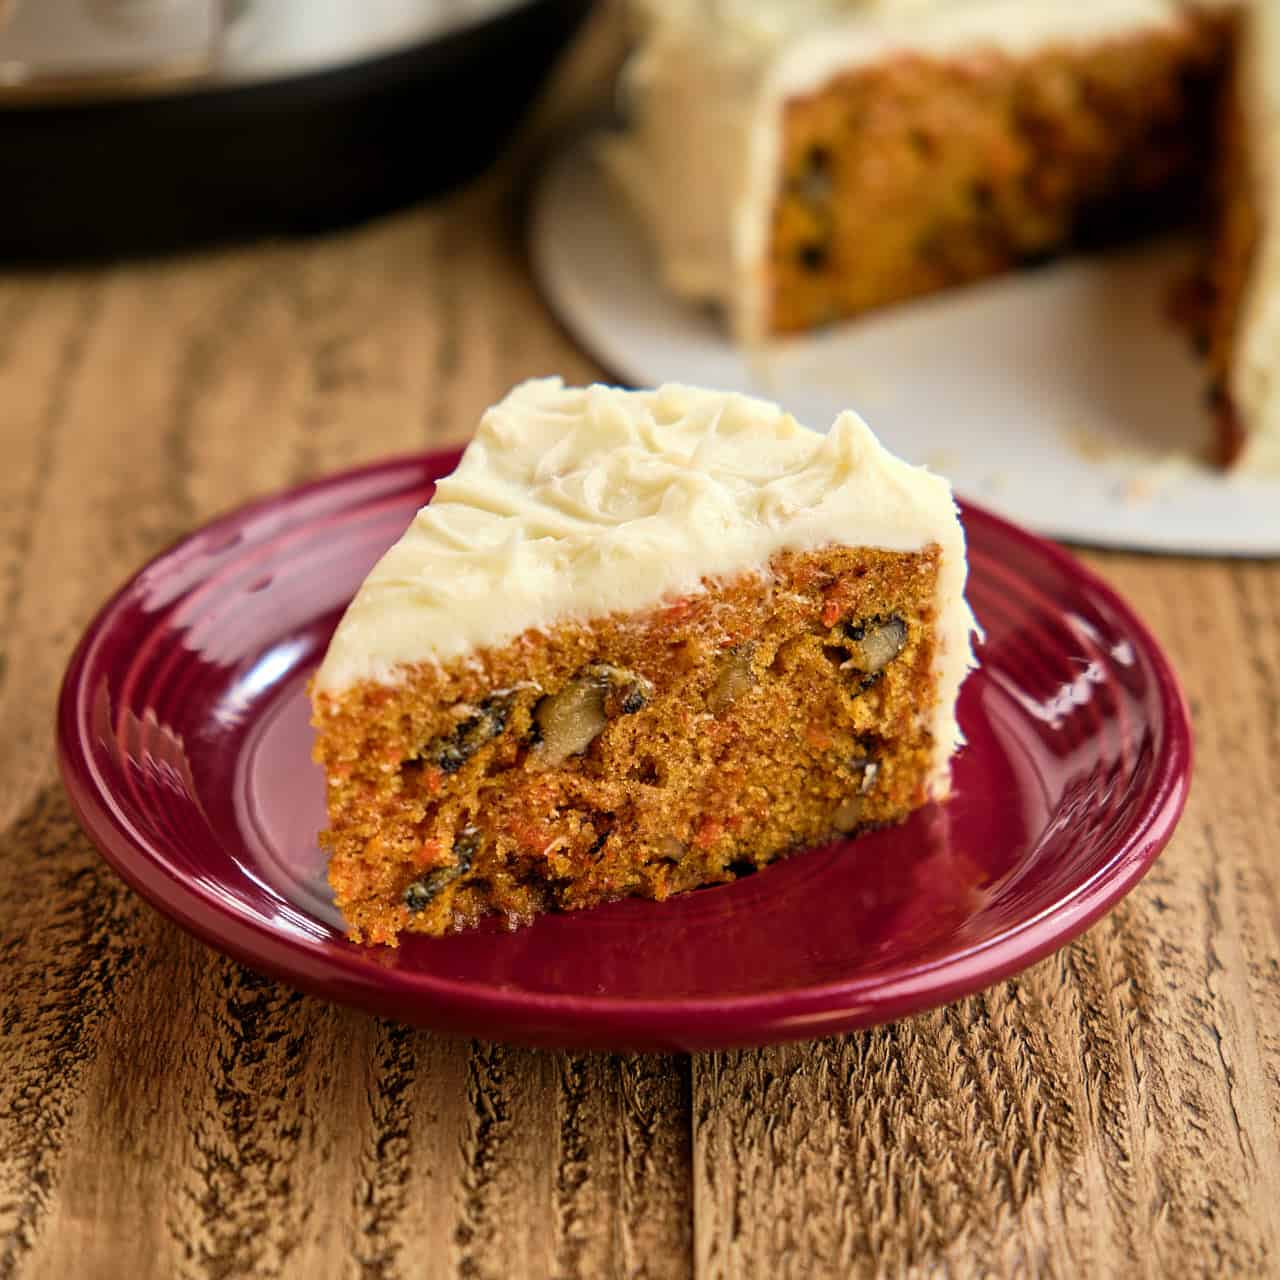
xmin=606 ymin=0 xmax=1279 ymax=467
xmin=311 ymin=379 xmax=976 ymax=944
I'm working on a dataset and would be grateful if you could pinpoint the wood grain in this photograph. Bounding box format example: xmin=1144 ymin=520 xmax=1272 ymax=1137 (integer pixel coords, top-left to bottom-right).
xmin=1 ymin=9 xmax=1278 ymax=1277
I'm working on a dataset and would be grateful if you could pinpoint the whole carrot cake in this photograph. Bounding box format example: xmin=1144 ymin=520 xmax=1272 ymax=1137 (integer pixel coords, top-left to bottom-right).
xmin=606 ymin=0 xmax=1278 ymax=467
xmin=311 ymin=379 xmax=976 ymax=944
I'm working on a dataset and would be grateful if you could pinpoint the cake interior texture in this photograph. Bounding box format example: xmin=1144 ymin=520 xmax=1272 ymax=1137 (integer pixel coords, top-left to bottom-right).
xmin=768 ymin=14 xmax=1230 ymax=334
xmin=316 ymin=545 xmax=941 ymax=944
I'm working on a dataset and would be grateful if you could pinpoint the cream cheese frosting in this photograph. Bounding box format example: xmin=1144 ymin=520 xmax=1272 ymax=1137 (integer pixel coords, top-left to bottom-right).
xmin=315 ymin=378 xmax=977 ymax=796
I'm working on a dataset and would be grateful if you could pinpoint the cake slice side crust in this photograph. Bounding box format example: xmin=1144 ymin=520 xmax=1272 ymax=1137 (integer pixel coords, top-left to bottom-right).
xmin=313 ymin=544 xmax=943 ymax=945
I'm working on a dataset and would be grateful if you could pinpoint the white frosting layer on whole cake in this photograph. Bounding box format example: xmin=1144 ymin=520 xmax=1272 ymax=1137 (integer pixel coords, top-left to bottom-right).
xmin=1231 ymin=0 xmax=1280 ymax=470
xmin=316 ymin=379 xmax=977 ymax=796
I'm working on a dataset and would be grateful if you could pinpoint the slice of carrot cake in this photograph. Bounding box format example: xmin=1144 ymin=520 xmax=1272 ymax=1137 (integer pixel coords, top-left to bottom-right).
xmin=311 ymin=379 xmax=976 ymax=945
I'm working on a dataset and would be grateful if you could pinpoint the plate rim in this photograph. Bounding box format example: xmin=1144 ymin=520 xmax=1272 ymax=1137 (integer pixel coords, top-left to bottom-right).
xmin=56 ymin=450 xmax=1194 ymax=1048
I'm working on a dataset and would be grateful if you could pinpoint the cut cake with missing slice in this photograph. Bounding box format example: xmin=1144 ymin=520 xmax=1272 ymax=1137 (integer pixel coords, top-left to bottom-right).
xmin=310 ymin=379 xmax=977 ymax=945
xmin=605 ymin=0 xmax=1280 ymax=467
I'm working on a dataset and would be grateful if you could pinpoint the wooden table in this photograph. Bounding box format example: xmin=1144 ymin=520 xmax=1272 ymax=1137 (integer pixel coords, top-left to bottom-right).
xmin=2 ymin=14 xmax=1278 ymax=1278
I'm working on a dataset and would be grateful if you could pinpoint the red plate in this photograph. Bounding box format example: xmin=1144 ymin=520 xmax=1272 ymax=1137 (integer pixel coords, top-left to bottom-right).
xmin=57 ymin=450 xmax=1192 ymax=1050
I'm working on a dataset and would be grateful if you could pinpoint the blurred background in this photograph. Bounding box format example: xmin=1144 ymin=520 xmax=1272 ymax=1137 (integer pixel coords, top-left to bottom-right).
xmin=0 ymin=0 xmax=600 ymax=259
